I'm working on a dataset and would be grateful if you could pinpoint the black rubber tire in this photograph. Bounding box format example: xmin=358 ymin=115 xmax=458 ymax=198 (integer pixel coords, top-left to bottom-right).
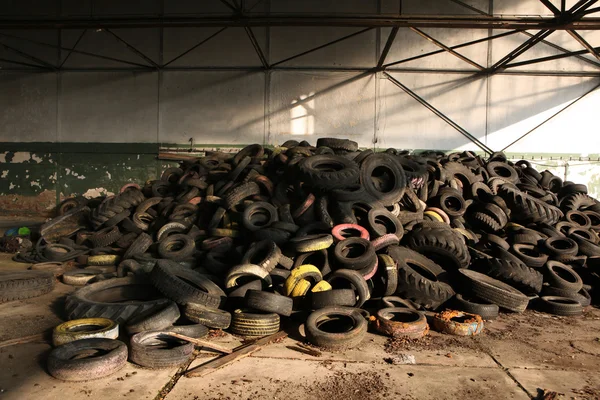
xmin=89 ymin=226 xmax=122 ymax=248
xmin=331 ymin=184 xmax=371 ymax=203
xmin=315 ymin=196 xmax=334 ymax=227
xmin=65 ymin=277 xmax=171 ymax=324
xmin=223 ymin=182 xmax=261 ymax=209
xmin=166 ymin=323 xmax=209 ymax=338
xmin=254 ymin=228 xmax=291 ymax=246
xmin=0 ymin=271 xmax=55 ymax=303
xmin=380 ymin=296 xmax=421 ymax=309
xmin=560 ymin=192 xmax=596 ymax=212
xmin=538 ymin=296 xmax=583 ymax=316
xmin=310 ymin=289 xmax=356 ymax=309
xmin=406 ymin=223 xmax=471 ymax=270
xmin=326 ymin=269 xmax=370 ymax=308
xmin=298 ymin=155 xmax=359 ymax=190
xmin=397 ymin=156 xmax=428 ymax=186
xmin=570 ymin=233 xmax=600 ymax=257
xmin=316 ymin=138 xmax=358 ymax=152
xmin=544 ymin=236 xmax=579 ymax=257
xmin=367 ymin=208 xmax=404 ymax=239
xmin=473 ymin=254 xmax=543 ymax=294
xmin=387 ymin=245 xmax=455 ymax=310
xmin=47 ymin=338 xmax=128 ymax=381
xmin=241 ymin=240 xmax=282 ymax=273
xmin=125 ymin=300 xmax=180 ymax=335
xmin=122 ymin=232 xmax=153 ymax=260
xmin=453 ymin=294 xmax=500 ymax=320
xmin=183 ymin=302 xmax=232 ymax=329
xmin=434 ymin=189 xmax=467 ymax=218
xmin=333 ymin=237 xmax=376 ymax=270
xmin=541 ymin=286 xmax=591 ymax=307
xmin=305 ymin=306 xmax=367 ymax=350
xmin=510 ymin=244 xmax=548 ymax=268
xmin=486 ymin=161 xmax=519 ymax=183
xmin=359 ymin=153 xmax=407 ymax=206
xmin=443 ymin=161 xmax=480 ymax=188
xmin=379 ymin=254 xmax=398 ymax=297
xmin=245 ymin=289 xmax=293 ymax=316
xmin=510 ymin=228 xmax=545 ymax=245
xmin=242 ymin=202 xmax=279 ymax=231
xmin=130 ymin=331 xmax=194 ymax=369
xmin=230 ymin=309 xmax=280 ymax=337
xmin=544 ymin=261 xmax=583 ymax=292
xmin=151 ymin=261 xmax=226 ymax=307
xmin=457 ymin=269 xmax=529 ymax=313
xmin=157 ymin=234 xmax=196 ymax=261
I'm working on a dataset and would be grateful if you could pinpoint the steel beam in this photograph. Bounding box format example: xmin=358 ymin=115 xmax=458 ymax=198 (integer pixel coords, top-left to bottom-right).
xmin=60 ymin=29 xmax=86 ymax=68
xmin=521 ymin=30 xmax=600 ymax=68
xmin=506 ymin=44 xmax=600 ymax=68
xmin=384 ymin=30 xmax=520 ymax=68
xmin=410 ymin=27 xmax=485 ymax=70
xmin=578 ymin=6 xmax=600 ymax=15
xmin=0 ymin=57 xmax=48 ymax=69
xmin=501 ymin=81 xmax=600 ymax=151
xmin=244 ymin=26 xmax=268 ymax=68
xmin=0 ymin=41 xmax=56 ymax=70
xmin=568 ymin=30 xmax=600 ymax=62
xmin=218 ymin=0 xmax=238 ymax=13
xmin=383 ymin=72 xmax=493 ymax=154
xmin=2 ymin=15 xmax=600 ymax=30
xmin=377 ymin=27 xmax=399 ymax=68
xmin=0 ymin=32 xmax=152 ymax=68
xmin=162 ymin=27 xmax=227 ymax=67
xmin=489 ymin=30 xmax=553 ymax=72
xmin=539 ymin=0 xmax=561 ymax=15
xmin=270 ymin=28 xmax=372 ymax=68
xmin=570 ymin=0 xmax=598 ymax=14
xmin=104 ymin=29 xmax=160 ymax=68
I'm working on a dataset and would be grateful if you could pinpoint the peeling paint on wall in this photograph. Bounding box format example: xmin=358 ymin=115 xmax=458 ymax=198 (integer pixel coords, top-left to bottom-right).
xmin=82 ymin=188 xmax=114 ymax=198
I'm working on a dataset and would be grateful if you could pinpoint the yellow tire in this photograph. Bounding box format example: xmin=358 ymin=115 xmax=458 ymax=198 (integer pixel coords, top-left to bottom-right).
xmin=52 ymin=318 xmax=119 ymax=346
xmin=311 ymin=281 xmax=332 ymax=293
xmin=284 ymin=265 xmax=322 ymax=296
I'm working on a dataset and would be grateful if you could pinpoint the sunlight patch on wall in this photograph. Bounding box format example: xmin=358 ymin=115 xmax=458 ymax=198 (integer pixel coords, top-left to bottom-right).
xmin=290 ymin=92 xmax=315 ymax=135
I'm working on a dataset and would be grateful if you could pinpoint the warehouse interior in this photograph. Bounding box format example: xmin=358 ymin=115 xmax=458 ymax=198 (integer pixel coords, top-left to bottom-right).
xmin=1 ymin=1 xmax=600 ymax=399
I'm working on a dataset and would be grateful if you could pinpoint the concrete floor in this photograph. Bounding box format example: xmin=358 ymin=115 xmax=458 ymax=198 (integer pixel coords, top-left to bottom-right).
xmin=1 ymin=252 xmax=600 ymax=400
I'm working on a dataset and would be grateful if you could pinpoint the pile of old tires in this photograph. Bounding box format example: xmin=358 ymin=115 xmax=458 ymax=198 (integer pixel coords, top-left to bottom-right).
xmin=8 ymin=137 xmax=600 ymax=353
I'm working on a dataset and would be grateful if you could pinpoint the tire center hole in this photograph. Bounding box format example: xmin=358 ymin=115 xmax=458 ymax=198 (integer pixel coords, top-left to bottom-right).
xmin=374 ymin=215 xmax=396 ymax=234
xmin=443 ymin=197 xmax=462 ymax=212
xmin=554 ymin=267 xmax=577 ymax=283
xmin=341 ymin=243 xmax=366 ymax=259
xmin=371 ymin=166 xmax=394 ymax=193
xmin=387 ymin=312 xmax=420 ymax=323
xmin=551 ymin=239 xmax=573 ymax=250
xmin=67 ymin=324 xmax=105 ymax=333
xmin=317 ymin=315 xmax=355 ymax=333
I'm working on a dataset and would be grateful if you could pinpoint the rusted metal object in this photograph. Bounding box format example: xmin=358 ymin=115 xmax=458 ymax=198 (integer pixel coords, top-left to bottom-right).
xmin=373 ymin=307 xmax=429 ymax=339
xmin=40 ymin=206 xmax=90 ymax=242
xmin=431 ymin=310 xmax=484 ymax=336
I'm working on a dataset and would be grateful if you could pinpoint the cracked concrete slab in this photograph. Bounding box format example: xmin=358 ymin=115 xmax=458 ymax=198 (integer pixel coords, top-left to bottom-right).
xmin=167 ymin=357 xmax=530 ymax=400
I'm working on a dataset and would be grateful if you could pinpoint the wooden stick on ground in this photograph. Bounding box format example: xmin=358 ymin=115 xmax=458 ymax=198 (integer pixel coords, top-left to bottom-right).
xmin=295 ymin=342 xmax=322 ymax=357
xmin=0 ymin=333 xmax=46 ymax=349
xmin=185 ymin=331 xmax=287 ymax=378
xmin=163 ymin=332 xmax=233 ymax=354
